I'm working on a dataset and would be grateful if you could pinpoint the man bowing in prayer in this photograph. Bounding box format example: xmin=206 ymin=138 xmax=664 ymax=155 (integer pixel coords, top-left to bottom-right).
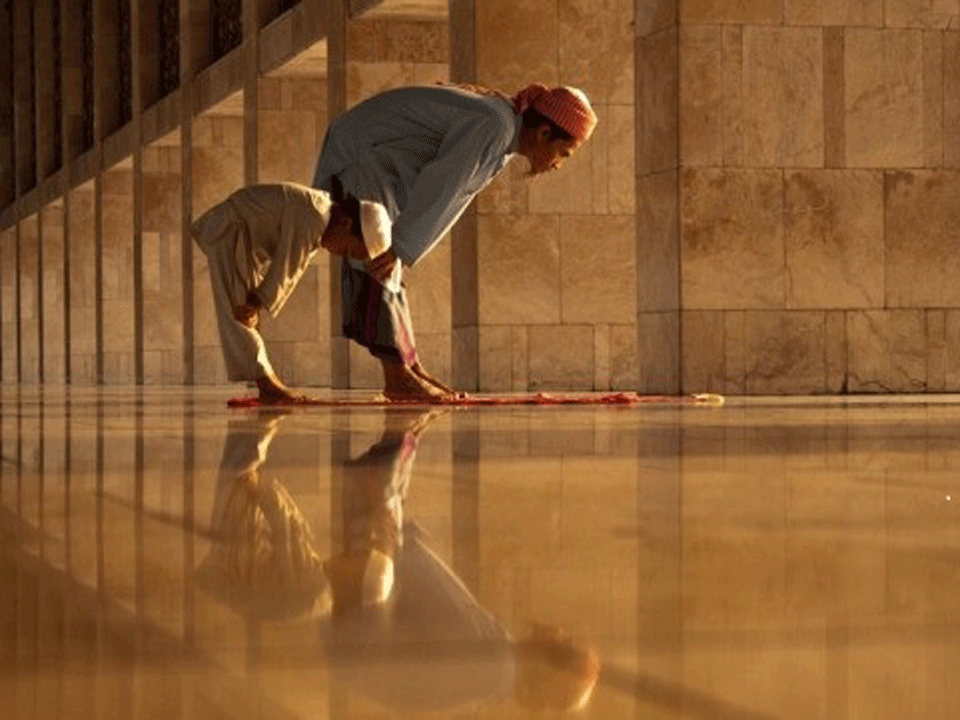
xmin=311 ymin=81 xmax=598 ymax=401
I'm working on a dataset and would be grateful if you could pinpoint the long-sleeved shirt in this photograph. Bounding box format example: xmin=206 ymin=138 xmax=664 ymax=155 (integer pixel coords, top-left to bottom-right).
xmin=312 ymin=85 xmax=522 ymax=267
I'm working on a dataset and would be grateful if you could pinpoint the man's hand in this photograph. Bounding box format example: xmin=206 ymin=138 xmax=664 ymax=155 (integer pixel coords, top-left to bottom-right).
xmin=367 ymin=248 xmax=399 ymax=285
xmin=233 ymin=291 xmax=262 ymax=329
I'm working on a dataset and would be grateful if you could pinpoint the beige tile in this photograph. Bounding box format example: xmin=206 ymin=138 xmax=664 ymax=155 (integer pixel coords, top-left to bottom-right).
xmin=477 ymin=214 xmax=560 ymax=325
xmin=476 ymin=0 xmax=559 ymax=92
xmin=681 ymin=0 xmax=784 ymax=24
xmin=347 ymin=18 xmax=383 ymax=63
xmin=740 ymin=27 xmax=823 ymax=168
xmin=288 ymin=78 xmax=327 ymax=112
xmin=680 ymin=25 xmax=723 ymax=167
xmin=847 ymin=309 xmax=927 ymax=392
xmin=590 ymin=103 xmax=610 ymax=214
xmin=560 ymin=214 xmax=636 ymax=324
xmin=845 ymin=29 xmax=924 ymax=168
xmin=220 ymin=117 xmax=244 ymax=149
xmin=945 ymin=309 xmax=960 ymax=390
xmin=475 ymin=153 xmax=529 ymax=216
xmin=721 ymin=26 xmax=744 ymax=166
xmin=926 ymin=309 xmax=947 ymax=391
xmin=637 ymin=170 xmax=679 ymax=312
xmin=346 ymin=62 xmax=418 ymax=107
xmin=383 ymin=20 xmax=448 ymax=64
xmin=785 ymin=0 xmax=883 ymax=25
xmin=724 ymin=310 xmax=746 ymax=394
xmin=680 ymin=168 xmax=784 ymax=310
xmin=638 ymin=28 xmax=678 ymax=174
xmin=257 ymin=77 xmax=282 ymax=110
xmin=528 ymin=324 xmax=594 ymax=390
xmin=101 ymin=300 xmax=134 ymax=353
xmin=607 ymin=104 xmax=635 ymax=214
xmin=825 ymin=310 xmax=847 ymax=392
xmin=559 ymin=0 xmax=633 ymax=105
xmin=823 ymin=27 xmax=846 ymax=168
xmin=784 ymin=170 xmax=884 ymax=309
xmin=884 ymin=0 xmax=956 ymax=28
xmin=743 ymin=311 xmax=826 ymax=394
xmin=452 ymin=325 xmax=479 ymax=390
xmin=403 ymin=239 xmax=451 ymax=335
xmin=884 ymin=170 xmax=960 ymax=307
xmin=141 ymin=172 xmax=182 ymax=232
xmin=512 ymin=325 xmax=529 ymax=391
xmin=635 ymin=312 xmax=675 ymax=393
xmin=257 ymin=110 xmax=319 ymax=186
xmin=412 ymin=63 xmax=449 ymax=86
xmin=478 ymin=325 xmax=512 ymax=392
xmin=944 ymin=32 xmax=960 ymax=169
xmin=636 ymin=0 xmax=677 ymax=36
xmin=922 ymin=31 xmax=943 ymax=167
xmin=191 ymin=145 xmax=244 ymax=215
xmin=593 ymin=323 xmax=611 ymax=390
xmin=681 ymin=310 xmax=725 ymax=393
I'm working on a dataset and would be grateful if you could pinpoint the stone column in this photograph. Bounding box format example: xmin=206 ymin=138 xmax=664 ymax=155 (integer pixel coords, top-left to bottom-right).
xmin=0 ymin=3 xmax=13 ymax=206
xmin=14 ymin=0 xmax=36 ymax=194
xmin=40 ymin=202 xmax=66 ymax=382
xmin=450 ymin=0 xmax=637 ymax=393
xmin=18 ymin=215 xmax=40 ymax=382
xmin=0 ymin=225 xmax=17 ymax=382
xmin=67 ymin=185 xmax=97 ymax=384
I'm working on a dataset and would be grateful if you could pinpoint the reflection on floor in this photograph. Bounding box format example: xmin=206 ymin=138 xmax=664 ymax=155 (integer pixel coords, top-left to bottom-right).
xmin=2 ymin=386 xmax=960 ymax=719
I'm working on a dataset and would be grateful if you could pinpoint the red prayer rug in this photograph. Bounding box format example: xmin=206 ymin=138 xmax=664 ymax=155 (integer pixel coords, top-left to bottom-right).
xmin=227 ymin=392 xmax=725 ymax=408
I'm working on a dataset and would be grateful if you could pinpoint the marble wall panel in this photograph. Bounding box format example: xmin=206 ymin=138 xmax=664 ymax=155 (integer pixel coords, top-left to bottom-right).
xmin=884 ymin=0 xmax=956 ymax=28
xmin=527 ymin=136 xmax=596 ymax=216
xmin=478 ymin=324 xmax=511 ymax=392
xmin=0 ymin=227 xmax=17 ymax=382
xmin=101 ymin=172 xmax=135 ymax=384
xmin=681 ymin=310 xmax=725 ymax=393
xmin=476 ymin=0 xmax=559 ymax=93
xmin=944 ymin=32 xmax=960 ymax=169
xmin=67 ymin=189 xmax=96 ymax=384
xmin=637 ymin=170 xmax=679 ymax=312
xmin=141 ymin=172 xmax=182 ymax=232
xmin=18 ymin=216 xmax=39 ymax=383
xmin=638 ymin=27 xmax=678 ymax=174
xmin=847 ymin=309 xmax=927 ymax=392
xmin=558 ymin=0 xmax=633 ymax=105
xmin=884 ymin=170 xmax=960 ymax=307
xmin=922 ymin=31 xmax=944 ymax=167
xmin=346 ymin=62 xmax=418 ymax=108
xmin=528 ymin=324 xmax=595 ymax=390
xmin=257 ymin=110 xmax=319 ymax=186
xmin=477 ymin=214 xmax=561 ymax=326
xmin=784 ymin=0 xmax=883 ymax=25
xmin=560 ymin=214 xmax=636 ymax=324
xmin=40 ymin=206 xmax=65 ymax=383
xmin=944 ymin=310 xmax=960 ymax=390
xmin=512 ymin=326 xmax=530 ymax=390
xmin=452 ymin=325 xmax=479 ymax=390
xmin=347 ymin=341 xmax=381 ymax=389
xmin=845 ymin=29 xmax=925 ymax=168
xmin=927 ymin=308 xmax=947 ymax=391
xmin=825 ymin=310 xmax=847 ymax=392
xmin=743 ymin=311 xmax=826 ymax=394
xmin=679 ymin=25 xmax=723 ymax=167
xmin=403 ymin=239 xmax=451 ymax=335
xmin=191 ymin=144 xmax=243 ymax=216
xmin=191 ymin=245 xmax=227 ymax=385
xmin=723 ymin=310 xmax=747 ymax=394
xmin=680 ymin=168 xmax=784 ymax=310
xmin=348 ymin=18 xmax=448 ymax=64
xmin=142 ymin=230 xmax=184 ymax=385
xmin=635 ymin=312 xmax=674 ymax=392
xmin=475 ymin=155 xmax=530 ymax=217
xmin=637 ymin=0 xmax=677 ymax=36
xmin=681 ymin=0 xmax=784 ymax=24
xmin=784 ymin=170 xmax=885 ymax=309
xmin=608 ymin=105 xmax=636 ymax=214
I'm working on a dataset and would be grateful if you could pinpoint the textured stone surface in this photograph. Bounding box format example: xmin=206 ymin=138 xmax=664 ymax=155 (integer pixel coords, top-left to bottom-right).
xmin=784 ymin=0 xmax=883 ymax=25
xmin=884 ymin=170 xmax=960 ymax=308
xmin=847 ymin=310 xmax=927 ymax=392
xmin=477 ymin=214 xmax=561 ymax=326
xmin=41 ymin=206 xmax=65 ymax=383
xmin=743 ymin=311 xmax=826 ymax=394
xmin=18 ymin=217 xmax=39 ymax=383
xmin=784 ymin=170 xmax=884 ymax=309
xmin=637 ymin=170 xmax=679 ymax=312
xmin=635 ymin=312 xmax=674 ymax=392
xmin=845 ymin=29 xmax=924 ymax=168
xmin=560 ymin=214 xmax=636 ymax=325
xmin=681 ymin=168 xmax=784 ymax=310
xmin=681 ymin=310 xmax=725 ymax=393
xmin=681 ymin=0 xmax=784 ymax=24
xmin=558 ymin=0 xmax=633 ymax=105
xmin=638 ymin=28 xmax=678 ymax=174
xmin=528 ymin=324 xmax=594 ymax=390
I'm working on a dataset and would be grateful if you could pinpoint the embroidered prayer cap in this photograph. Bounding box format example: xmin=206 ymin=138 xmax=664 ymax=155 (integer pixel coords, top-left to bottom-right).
xmin=512 ymin=84 xmax=598 ymax=141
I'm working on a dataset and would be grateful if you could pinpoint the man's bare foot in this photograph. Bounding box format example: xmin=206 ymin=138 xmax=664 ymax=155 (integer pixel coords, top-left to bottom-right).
xmin=410 ymin=361 xmax=466 ymax=398
xmin=381 ymin=361 xmax=450 ymax=402
xmin=256 ymin=375 xmax=303 ymax=404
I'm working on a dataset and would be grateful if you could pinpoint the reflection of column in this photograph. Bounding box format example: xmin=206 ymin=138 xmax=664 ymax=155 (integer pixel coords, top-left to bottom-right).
xmin=451 ymin=413 xmax=480 ymax=591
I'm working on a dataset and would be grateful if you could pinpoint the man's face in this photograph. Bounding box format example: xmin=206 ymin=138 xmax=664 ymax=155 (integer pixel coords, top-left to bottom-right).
xmin=523 ymin=125 xmax=584 ymax=179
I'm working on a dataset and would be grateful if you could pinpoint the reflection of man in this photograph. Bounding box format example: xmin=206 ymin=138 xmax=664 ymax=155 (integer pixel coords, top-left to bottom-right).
xmin=322 ymin=409 xmax=600 ymax=714
xmin=194 ymin=409 xmax=328 ymax=620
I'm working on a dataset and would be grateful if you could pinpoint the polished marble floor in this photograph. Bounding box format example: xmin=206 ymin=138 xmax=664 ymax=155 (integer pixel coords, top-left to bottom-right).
xmin=2 ymin=385 xmax=960 ymax=719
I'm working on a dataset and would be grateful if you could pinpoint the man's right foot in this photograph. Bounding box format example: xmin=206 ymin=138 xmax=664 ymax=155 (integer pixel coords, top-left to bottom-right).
xmin=382 ymin=363 xmax=450 ymax=402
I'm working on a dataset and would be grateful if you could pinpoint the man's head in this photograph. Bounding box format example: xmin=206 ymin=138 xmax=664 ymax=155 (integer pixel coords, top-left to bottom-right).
xmin=512 ymin=85 xmax=596 ymax=179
